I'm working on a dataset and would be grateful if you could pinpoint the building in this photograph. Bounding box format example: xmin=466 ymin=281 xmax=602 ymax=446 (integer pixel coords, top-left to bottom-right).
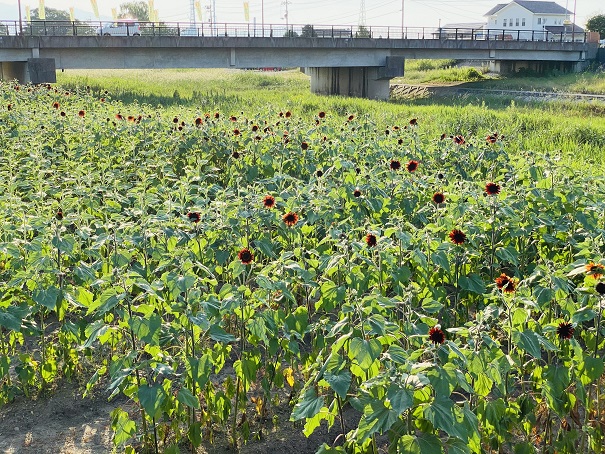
xmin=483 ymin=1 xmax=584 ymax=41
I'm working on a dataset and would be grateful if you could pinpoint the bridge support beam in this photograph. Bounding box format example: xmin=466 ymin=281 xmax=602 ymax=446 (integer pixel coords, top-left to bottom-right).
xmin=304 ymin=57 xmax=404 ymax=100
xmin=488 ymin=59 xmax=583 ymax=74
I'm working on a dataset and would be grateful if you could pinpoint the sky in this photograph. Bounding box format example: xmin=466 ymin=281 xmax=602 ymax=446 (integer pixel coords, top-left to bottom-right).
xmin=3 ymin=0 xmax=603 ymax=29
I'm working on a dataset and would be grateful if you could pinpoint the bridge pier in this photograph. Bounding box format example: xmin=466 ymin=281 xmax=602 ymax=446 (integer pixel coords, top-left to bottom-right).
xmin=488 ymin=59 xmax=585 ymax=74
xmin=304 ymin=57 xmax=404 ymax=100
xmin=0 ymin=59 xmax=56 ymax=84
xmin=0 ymin=61 xmax=28 ymax=83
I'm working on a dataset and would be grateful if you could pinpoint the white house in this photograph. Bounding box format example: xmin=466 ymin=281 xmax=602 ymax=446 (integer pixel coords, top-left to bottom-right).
xmin=483 ymin=1 xmax=584 ymax=41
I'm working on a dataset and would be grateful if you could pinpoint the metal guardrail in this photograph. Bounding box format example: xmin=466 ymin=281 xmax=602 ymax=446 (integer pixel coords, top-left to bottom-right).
xmin=0 ymin=20 xmax=589 ymax=43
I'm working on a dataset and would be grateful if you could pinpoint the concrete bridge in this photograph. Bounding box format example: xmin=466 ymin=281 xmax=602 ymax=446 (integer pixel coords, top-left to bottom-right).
xmin=0 ymin=21 xmax=598 ymax=100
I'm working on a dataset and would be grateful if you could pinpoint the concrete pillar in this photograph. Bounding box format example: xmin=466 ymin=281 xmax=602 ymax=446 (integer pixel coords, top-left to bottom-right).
xmin=0 ymin=58 xmax=56 ymax=84
xmin=304 ymin=57 xmax=404 ymax=101
xmin=0 ymin=61 xmax=29 ymax=83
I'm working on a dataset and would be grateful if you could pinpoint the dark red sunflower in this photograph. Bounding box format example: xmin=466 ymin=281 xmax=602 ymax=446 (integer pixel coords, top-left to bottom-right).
xmin=285 ymin=111 xmax=292 ymax=118
xmin=556 ymin=322 xmax=574 ymax=340
xmin=428 ymin=326 xmax=445 ymax=345
xmin=263 ymin=195 xmax=276 ymax=209
xmin=485 ymin=182 xmax=501 ymax=195
xmin=495 ymin=273 xmax=517 ymax=293
xmin=78 ymin=110 xmax=85 ymax=118
xmin=486 ymin=134 xmax=498 ymax=144
xmin=318 ymin=111 xmax=326 ymax=119
xmin=353 ymin=188 xmax=362 ymax=198
xmin=52 ymin=102 xmax=60 ymax=109
xmin=390 ymin=159 xmax=401 ymax=171
xmin=195 ymin=117 xmax=203 ymax=126
xmin=432 ymin=192 xmax=445 ymax=204
xmin=365 ymin=233 xmax=377 ymax=247
xmin=238 ymin=248 xmax=254 ymax=265
xmin=301 ymin=142 xmax=309 ymax=150
xmin=233 ymin=129 xmax=240 ymax=136
xmin=596 ymin=282 xmax=605 ymax=295
xmin=316 ymin=170 xmax=324 ymax=177
xmin=409 ymin=118 xmax=418 ymax=126
xmin=586 ymin=262 xmax=605 ymax=279
xmin=55 ymin=209 xmax=63 ymax=221
xmin=172 ymin=117 xmax=179 ymax=124
xmin=230 ymin=116 xmax=237 ymax=122
xmin=187 ymin=212 xmax=201 ymax=223
xmin=453 ymin=135 xmax=465 ymax=145
xmin=283 ymin=211 xmax=299 ymax=227
xmin=407 ymin=160 xmax=419 ymax=172
xmin=232 ymin=151 xmax=240 ymax=159
xmin=348 ymin=114 xmax=355 ymax=121
xmin=214 ymin=112 xmax=220 ymax=119
xmin=449 ymin=229 xmax=466 ymax=245
xmin=440 ymin=133 xmax=447 ymax=140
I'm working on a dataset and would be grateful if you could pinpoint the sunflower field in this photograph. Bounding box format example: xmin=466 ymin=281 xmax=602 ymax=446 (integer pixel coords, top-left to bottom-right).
xmin=1 ymin=79 xmax=605 ymax=454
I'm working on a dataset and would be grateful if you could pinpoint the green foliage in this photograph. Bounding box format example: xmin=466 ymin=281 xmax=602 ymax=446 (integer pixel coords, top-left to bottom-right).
xmin=118 ymin=1 xmax=149 ymax=21
xmin=586 ymin=14 xmax=605 ymax=38
xmin=1 ymin=72 xmax=605 ymax=454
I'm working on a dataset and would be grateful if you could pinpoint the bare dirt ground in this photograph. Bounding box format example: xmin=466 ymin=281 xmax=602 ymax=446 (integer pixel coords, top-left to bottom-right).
xmin=0 ymin=382 xmax=362 ymax=454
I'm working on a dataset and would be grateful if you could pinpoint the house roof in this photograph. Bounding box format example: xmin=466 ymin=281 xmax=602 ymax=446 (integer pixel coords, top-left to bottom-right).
xmin=544 ymin=24 xmax=585 ymax=33
xmin=485 ymin=1 xmax=571 ymax=16
xmin=441 ymin=22 xmax=486 ymax=30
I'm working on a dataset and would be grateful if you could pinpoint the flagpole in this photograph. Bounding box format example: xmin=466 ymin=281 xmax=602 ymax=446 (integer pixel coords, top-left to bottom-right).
xmin=18 ymin=0 xmax=23 ymax=35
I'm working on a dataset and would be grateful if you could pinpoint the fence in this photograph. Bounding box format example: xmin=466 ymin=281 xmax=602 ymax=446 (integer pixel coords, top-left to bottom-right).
xmin=0 ymin=20 xmax=588 ymax=43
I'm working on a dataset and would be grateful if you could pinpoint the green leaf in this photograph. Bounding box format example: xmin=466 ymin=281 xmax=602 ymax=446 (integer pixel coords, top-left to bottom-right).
xmin=291 ymin=388 xmax=324 ymax=421
xmin=187 ymin=422 xmax=202 ymax=447
xmin=348 ymin=338 xmax=382 ymax=369
xmin=324 ymin=370 xmax=351 ymax=400
xmin=111 ymin=408 xmax=136 ymax=446
xmin=32 ymin=286 xmax=61 ymax=311
xmin=398 ymin=433 xmax=442 ymax=453
xmin=445 ymin=439 xmax=470 ymax=454
xmin=513 ymin=329 xmax=542 ymax=359
xmin=0 ymin=305 xmax=29 ymax=331
xmin=177 ymin=387 xmax=200 ymax=409
xmin=572 ymin=307 xmax=596 ymax=324
xmin=209 ymin=324 xmax=236 ymax=343
xmin=138 ymin=384 xmax=166 ymax=419
xmin=580 ymin=356 xmax=604 ymax=382
xmin=387 ymin=384 xmax=413 ymax=414
xmin=458 ymin=274 xmax=486 ymax=294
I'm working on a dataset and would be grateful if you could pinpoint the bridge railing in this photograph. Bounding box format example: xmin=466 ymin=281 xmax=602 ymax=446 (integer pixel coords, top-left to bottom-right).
xmin=0 ymin=20 xmax=588 ymax=43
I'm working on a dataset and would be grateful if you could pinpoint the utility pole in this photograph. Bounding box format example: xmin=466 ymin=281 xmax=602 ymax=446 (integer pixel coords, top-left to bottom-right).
xmin=18 ymin=0 xmax=23 ymax=35
xmin=190 ymin=0 xmax=195 ymax=25
xmin=282 ymin=0 xmax=290 ymax=28
xmin=401 ymin=0 xmax=405 ymax=37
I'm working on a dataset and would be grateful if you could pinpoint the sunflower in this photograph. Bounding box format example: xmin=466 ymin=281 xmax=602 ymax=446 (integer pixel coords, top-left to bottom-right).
xmin=301 ymin=142 xmax=309 ymax=150
xmin=407 ymin=160 xmax=419 ymax=172
xmin=78 ymin=110 xmax=85 ymax=118
xmin=586 ymin=262 xmax=605 ymax=279
xmin=556 ymin=322 xmax=574 ymax=340
xmin=187 ymin=212 xmax=201 ymax=223
xmin=390 ymin=160 xmax=401 ymax=171
xmin=238 ymin=248 xmax=254 ymax=265
xmin=263 ymin=195 xmax=276 ymax=209
xmin=495 ymin=273 xmax=517 ymax=293
xmin=353 ymin=188 xmax=362 ymax=198
xmin=485 ymin=182 xmax=501 ymax=195
xmin=52 ymin=102 xmax=60 ymax=109
xmin=365 ymin=233 xmax=377 ymax=247
xmin=453 ymin=135 xmax=465 ymax=145
xmin=596 ymin=282 xmax=605 ymax=295
xmin=409 ymin=118 xmax=418 ymax=126
xmin=318 ymin=111 xmax=326 ymax=119
xmin=432 ymin=192 xmax=445 ymax=204
xmin=449 ymin=229 xmax=466 ymax=245
xmin=283 ymin=211 xmax=299 ymax=227
xmin=428 ymin=326 xmax=445 ymax=345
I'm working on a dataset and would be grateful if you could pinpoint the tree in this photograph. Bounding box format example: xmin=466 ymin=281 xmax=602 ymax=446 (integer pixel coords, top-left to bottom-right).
xmin=355 ymin=25 xmax=371 ymax=38
xmin=586 ymin=14 xmax=605 ymax=39
xmin=301 ymin=24 xmax=317 ymax=38
xmin=30 ymin=7 xmax=70 ymax=21
xmin=118 ymin=1 xmax=149 ymax=21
